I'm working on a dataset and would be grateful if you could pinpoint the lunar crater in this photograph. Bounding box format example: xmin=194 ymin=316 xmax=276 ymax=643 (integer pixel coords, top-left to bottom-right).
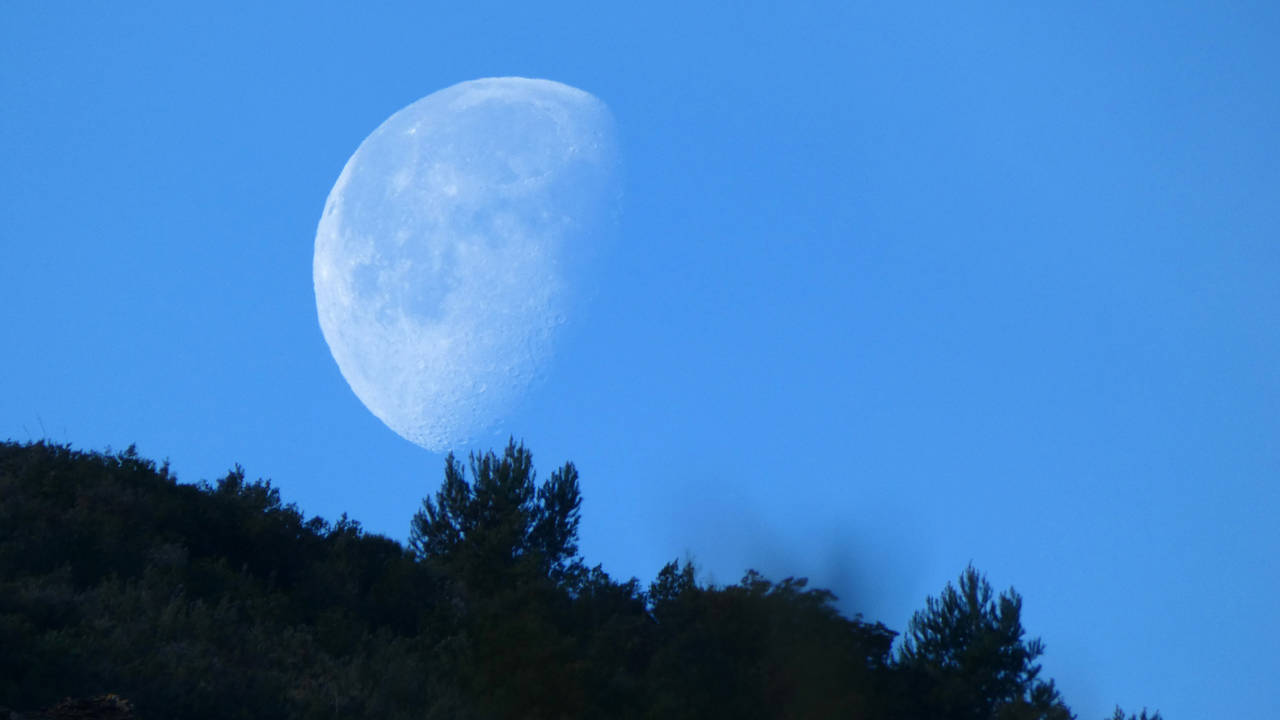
xmin=315 ymin=77 xmax=619 ymax=452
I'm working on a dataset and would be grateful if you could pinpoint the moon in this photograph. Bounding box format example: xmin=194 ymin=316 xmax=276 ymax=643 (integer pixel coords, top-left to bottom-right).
xmin=314 ymin=77 xmax=619 ymax=452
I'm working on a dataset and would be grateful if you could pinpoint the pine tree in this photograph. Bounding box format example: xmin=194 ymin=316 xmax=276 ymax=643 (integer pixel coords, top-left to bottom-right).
xmin=408 ymin=439 xmax=583 ymax=589
xmin=898 ymin=565 xmax=1073 ymax=720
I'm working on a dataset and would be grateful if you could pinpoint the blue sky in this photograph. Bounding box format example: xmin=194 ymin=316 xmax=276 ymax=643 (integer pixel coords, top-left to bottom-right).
xmin=3 ymin=2 xmax=1277 ymax=717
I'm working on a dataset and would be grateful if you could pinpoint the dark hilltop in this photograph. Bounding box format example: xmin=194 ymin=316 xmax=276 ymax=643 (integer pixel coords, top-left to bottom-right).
xmin=0 ymin=440 xmax=1161 ymax=720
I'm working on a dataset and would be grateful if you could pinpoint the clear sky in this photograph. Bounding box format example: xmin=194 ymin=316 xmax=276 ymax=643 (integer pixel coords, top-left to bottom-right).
xmin=2 ymin=3 xmax=1276 ymax=718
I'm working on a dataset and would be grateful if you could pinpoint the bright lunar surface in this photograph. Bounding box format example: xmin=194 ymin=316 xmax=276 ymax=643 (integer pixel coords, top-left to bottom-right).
xmin=314 ymin=78 xmax=619 ymax=452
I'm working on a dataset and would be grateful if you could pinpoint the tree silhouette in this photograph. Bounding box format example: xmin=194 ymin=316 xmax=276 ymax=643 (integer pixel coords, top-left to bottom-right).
xmin=1109 ymin=708 xmax=1163 ymax=720
xmin=897 ymin=564 xmax=1072 ymax=720
xmin=408 ymin=439 xmax=583 ymax=589
xmin=2 ymin=439 xmax=1168 ymax=720
xmin=643 ymin=560 xmax=900 ymax=719
xmin=405 ymin=440 xmax=592 ymax=718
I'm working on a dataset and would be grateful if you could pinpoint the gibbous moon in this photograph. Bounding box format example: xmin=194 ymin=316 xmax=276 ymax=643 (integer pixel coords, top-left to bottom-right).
xmin=314 ymin=78 xmax=619 ymax=452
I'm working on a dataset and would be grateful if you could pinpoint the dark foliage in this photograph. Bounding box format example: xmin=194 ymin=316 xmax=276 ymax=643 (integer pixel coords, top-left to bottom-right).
xmin=896 ymin=565 xmax=1072 ymax=720
xmin=1109 ymin=708 xmax=1163 ymax=720
xmin=0 ymin=439 xmax=1162 ymax=719
xmin=0 ymin=441 xmax=434 ymax=719
xmin=2 ymin=694 xmax=135 ymax=720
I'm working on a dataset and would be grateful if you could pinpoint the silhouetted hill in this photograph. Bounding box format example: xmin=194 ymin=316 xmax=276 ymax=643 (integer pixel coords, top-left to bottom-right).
xmin=0 ymin=440 xmax=1159 ymax=719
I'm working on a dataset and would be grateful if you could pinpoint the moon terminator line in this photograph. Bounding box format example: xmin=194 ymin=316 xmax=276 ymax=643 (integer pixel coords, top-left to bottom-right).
xmin=314 ymin=77 xmax=620 ymax=452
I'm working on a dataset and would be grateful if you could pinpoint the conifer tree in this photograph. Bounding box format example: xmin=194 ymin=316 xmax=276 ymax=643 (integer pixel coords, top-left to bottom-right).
xmin=408 ymin=439 xmax=583 ymax=589
xmin=897 ymin=564 xmax=1072 ymax=720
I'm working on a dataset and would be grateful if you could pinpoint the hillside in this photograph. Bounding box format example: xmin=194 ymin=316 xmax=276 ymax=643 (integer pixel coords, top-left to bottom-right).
xmin=0 ymin=441 xmax=1158 ymax=719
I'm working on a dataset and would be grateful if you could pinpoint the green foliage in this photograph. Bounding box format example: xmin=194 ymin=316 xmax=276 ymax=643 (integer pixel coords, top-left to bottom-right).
xmin=0 ymin=439 xmax=1163 ymax=720
xmin=408 ymin=440 xmax=583 ymax=590
xmin=897 ymin=564 xmax=1073 ymax=720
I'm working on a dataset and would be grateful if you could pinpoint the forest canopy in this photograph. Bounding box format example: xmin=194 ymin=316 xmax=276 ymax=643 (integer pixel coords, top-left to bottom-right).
xmin=0 ymin=440 xmax=1160 ymax=720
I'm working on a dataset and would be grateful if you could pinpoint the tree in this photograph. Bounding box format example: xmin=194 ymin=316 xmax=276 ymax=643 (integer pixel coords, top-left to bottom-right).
xmin=1108 ymin=708 xmax=1162 ymax=720
xmin=407 ymin=440 xmax=591 ymax=718
xmin=897 ymin=565 xmax=1072 ymax=720
xmin=408 ymin=439 xmax=583 ymax=589
xmin=644 ymin=560 xmax=900 ymax=719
